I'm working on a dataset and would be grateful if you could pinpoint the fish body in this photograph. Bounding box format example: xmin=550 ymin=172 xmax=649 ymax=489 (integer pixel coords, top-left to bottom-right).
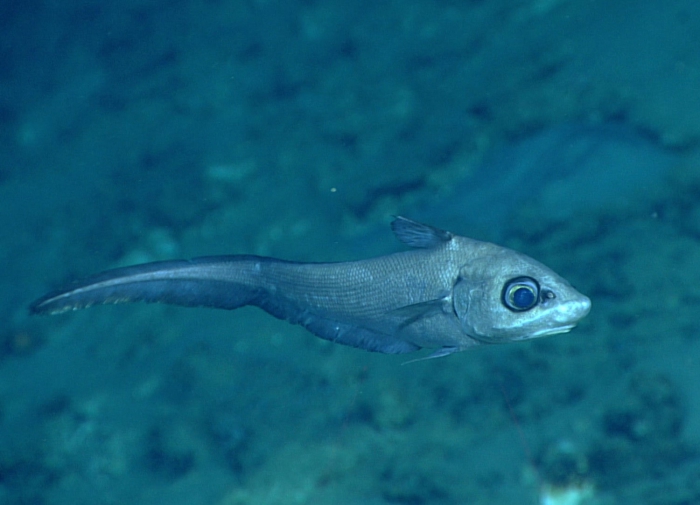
xmin=30 ymin=217 xmax=590 ymax=356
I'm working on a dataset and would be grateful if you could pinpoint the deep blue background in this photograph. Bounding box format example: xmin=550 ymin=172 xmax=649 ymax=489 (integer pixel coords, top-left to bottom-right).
xmin=2 ymin=0 xmax=700 ymax=503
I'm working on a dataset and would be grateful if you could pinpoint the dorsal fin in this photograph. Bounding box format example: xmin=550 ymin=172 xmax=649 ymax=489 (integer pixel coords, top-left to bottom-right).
xmin=390 ymin=216 xmax=453 ymax=248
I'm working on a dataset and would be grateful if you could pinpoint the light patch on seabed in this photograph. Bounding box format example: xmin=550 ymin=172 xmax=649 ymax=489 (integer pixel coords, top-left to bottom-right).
xmin=540 ymin=482 xmax=596 ymax=505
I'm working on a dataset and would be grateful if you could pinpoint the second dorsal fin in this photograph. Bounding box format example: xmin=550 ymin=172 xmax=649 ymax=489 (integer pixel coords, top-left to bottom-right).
xmin=390 ymin=216 xmax=453 ymax=249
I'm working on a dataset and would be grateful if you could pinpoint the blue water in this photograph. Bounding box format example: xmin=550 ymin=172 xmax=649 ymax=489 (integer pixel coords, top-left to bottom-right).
xmin=2 ymin=1 xmax=700 ymax=504
xmin=411 ymin=122 xmax=678 ymax=241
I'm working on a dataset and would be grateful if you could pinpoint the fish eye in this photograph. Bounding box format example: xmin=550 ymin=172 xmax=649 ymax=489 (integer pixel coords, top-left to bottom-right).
xmin=502 ymin=276 xmax=540 ymax=312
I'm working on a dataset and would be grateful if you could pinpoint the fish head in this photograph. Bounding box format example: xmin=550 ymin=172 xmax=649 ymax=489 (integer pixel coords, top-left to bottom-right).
xmin=452 ymin=248 xmax=590 ymax=344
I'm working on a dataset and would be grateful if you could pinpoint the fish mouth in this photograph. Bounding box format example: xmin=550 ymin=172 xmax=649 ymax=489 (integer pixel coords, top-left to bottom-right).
xmin=529 ymin=324 xmax=575 ymax=339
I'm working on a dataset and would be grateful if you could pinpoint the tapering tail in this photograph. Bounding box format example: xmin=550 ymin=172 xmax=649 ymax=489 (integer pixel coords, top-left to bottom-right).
xmin=30 ymin=255 xmax=264 ymax=315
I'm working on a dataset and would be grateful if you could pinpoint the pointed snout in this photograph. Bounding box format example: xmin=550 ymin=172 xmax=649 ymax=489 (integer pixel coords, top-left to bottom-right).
xmin=556 ymin=294 xmax=591 ymax=326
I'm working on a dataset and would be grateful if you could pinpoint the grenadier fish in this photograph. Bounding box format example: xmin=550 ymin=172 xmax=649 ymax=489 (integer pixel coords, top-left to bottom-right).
xmin=30 ymin=217 xmax=590 ymax=358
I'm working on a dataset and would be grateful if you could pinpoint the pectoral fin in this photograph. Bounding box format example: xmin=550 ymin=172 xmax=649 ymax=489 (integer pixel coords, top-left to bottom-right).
xmin=402 ymin=346 xmax=462 ymax=364
xmin=387 ymin=297 xmax=450 ymax=329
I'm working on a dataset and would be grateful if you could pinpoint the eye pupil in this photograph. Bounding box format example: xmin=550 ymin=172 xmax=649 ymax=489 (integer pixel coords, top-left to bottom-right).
xmin=512 ymin=287 xmax=535 ymax=309
xmin=502 ymin=276 xmax=540 ymax=312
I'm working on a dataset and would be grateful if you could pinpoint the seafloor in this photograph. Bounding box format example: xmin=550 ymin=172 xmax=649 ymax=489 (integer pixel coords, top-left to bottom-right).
xmin=2 ymin=0 xmax=700 ymax=504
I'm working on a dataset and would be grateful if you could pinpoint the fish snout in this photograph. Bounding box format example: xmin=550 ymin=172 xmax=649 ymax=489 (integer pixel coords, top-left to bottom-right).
xmin=556 ymin=294 xmax=591 ymax=325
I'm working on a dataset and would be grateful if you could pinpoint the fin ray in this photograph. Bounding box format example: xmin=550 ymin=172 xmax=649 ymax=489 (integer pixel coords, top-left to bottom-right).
xmin=391 ymin=216 xmax=453 ymax=248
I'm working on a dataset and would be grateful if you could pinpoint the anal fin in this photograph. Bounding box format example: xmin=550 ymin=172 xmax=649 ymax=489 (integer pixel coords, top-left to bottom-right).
xmin=254 ymin=297 xmax=420 ymax=354
xmin=302 ymin=315 xmax=421 ymax=354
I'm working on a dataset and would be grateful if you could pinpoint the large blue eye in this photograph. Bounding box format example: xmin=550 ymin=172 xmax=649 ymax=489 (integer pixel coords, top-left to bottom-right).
xmin=502 ymin=277 xmax=540 ymax=312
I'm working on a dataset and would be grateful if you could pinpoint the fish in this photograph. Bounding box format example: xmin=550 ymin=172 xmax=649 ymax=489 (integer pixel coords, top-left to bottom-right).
xmin=29 ymin=217 xmax=591 ymax=357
